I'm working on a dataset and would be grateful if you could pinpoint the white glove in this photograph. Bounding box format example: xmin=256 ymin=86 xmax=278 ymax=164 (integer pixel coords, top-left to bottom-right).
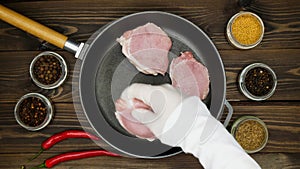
xmin=119 ymin=83 xmax=261 ymax=169
xmin=120 ymin=83 xmax=186 ymax=139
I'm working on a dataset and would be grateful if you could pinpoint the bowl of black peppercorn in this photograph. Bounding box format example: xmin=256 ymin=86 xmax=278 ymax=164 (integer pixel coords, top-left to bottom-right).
xmin=239 ymin=63 xmax=277 ymax=101
xmin=30 ymin=51 xmax=67 ymax=89
xmin=14 ymin=93 xmax=53 ymax=131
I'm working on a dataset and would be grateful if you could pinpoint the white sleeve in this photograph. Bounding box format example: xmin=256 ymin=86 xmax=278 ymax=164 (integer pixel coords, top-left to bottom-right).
xmin=160 ymin=96 xmax=261 ymax=169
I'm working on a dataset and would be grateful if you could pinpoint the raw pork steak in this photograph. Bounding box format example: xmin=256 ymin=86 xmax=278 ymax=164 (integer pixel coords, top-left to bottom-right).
xmin=170 ymin=51 xmax=210 ymax=100
xmin=115 ymin=98 xmax=155 ymax=139
xmin=117 ymin=23 xmax=172 ymax=75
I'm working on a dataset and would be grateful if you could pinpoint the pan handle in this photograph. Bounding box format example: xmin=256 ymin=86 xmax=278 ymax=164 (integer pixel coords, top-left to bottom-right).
xmin=0 ymin=4 xmax=81 ymax=54
xmin=223 ymin=100 xmax=233 ymax=127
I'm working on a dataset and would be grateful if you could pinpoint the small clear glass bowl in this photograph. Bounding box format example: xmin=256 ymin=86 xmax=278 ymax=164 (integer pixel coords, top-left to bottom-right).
xmin=226 ymin=11 xmax=264 ymax=49
xmin=239 ymin=63 xmax=277 ymax=101
xmin=231 ymin=116 xmax=268 ymax=154
xmin=14 ymin=93 xmax=53 ymax=131
xmin=30 ymin=51 xmax=68 ymax=89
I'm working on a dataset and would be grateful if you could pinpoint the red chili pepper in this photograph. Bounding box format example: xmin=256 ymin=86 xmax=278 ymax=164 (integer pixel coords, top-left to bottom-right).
xmin=32 ymin=150 xmax=120 ymax=169
xmin=30 ymin=130 xmax=100 ymax=161
xmin=42 ymin=130 xmax=99 ymax=150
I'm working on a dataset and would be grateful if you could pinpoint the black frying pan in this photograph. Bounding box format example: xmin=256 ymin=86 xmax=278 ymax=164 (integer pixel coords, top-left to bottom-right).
xmin=0 ymin=6 xmax=232 ymax=158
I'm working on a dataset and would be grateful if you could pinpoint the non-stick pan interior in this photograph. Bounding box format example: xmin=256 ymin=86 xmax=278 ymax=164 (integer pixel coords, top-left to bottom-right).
xmin=95 ymin=36 xmax=211 ymax=136
xmin=79 ymin=11 xmax=225 ymax=158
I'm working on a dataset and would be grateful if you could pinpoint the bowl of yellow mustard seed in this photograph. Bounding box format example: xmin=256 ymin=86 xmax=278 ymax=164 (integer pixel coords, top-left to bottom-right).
xmin=231 ymin=116 xmax=268 ymax=153
xmin=226 ymin=11 xmax=264 ymax=49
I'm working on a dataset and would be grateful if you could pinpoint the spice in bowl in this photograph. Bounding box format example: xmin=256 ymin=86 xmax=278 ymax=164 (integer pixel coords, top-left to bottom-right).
xmin=14 ymin=93 xmax=53 ymax=131
xmin=34 ymin=55 xmax=62 ymax=85
xmin=19 ymin=97 xmax=47 ymax=127
xmin=226 ymin=11 xmax=264 ymax=49
xmin=245 ymin=67 xmax=274 ymax=96
xmin=231 ymin=116 xmax=268 ymax=153
xmin=30 ymin=51 xmax=67 ymax=89
xmin=239 ymin=63 xmax=277 ymax=101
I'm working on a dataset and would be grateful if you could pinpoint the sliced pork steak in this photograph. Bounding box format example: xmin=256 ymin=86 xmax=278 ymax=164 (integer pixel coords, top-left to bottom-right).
xmin=115 ymin=98 xmax=155 ymax=139
xmin=117 ymin=23 xmax=172 ymax=75
xmin=170 ymin=51 xmax=210 ymax=100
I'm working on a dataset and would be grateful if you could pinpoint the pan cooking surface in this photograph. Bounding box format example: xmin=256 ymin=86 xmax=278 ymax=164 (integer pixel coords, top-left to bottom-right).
xmin=95 ymin=35 xmax=211 ymax=136
xmin=79 ymin=11 xmax=225 ymax=158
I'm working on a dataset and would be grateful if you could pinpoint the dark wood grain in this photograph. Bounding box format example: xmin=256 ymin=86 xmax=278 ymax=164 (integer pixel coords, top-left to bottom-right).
xmin=0 ymin=102 xmax=299 ymax=169
xmin=1 ymin=0 xmax=300 ymax=168
xmin=0 ymin=50 xmax=299 ymax=103
xmin=1 ymin=102 xmax=299 ymax=153
xmin=226 ymin=101 xmax=300 ymax=153
xmin=222 ymin=49 xmax=300 ymax=101
xmin=1 ymin=153 xmax=300 ymax=169
xmin=0 ymin=0 xmax=300 ymax=51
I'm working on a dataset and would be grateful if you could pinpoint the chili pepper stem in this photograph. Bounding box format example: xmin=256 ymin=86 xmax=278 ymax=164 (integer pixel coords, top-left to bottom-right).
xmin=28 ymin=148 xmax=44 ymax=162
xmin=30 ymin=163 xmax=46 ymax=169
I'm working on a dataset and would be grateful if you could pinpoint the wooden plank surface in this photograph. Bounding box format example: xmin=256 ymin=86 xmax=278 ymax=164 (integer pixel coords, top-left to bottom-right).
xmin=0 ymin=50 xmax=299 ymax=103
xmin=1 ymin=153 xmax=300 ymax=169
xmin=1 ymin=0 xmax=300 ymax=169
xmin=1 ymin=102 xmax=299 ymax=153
xmin=0 ymin=0 xmax=300 ymax=51
xmin=0 ymin=102 xmax=299 ymax=169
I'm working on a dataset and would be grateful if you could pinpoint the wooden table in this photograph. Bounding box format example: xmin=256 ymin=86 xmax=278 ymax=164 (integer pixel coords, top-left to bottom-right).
xmin=1 ymin=0 xmax=299 ymax=168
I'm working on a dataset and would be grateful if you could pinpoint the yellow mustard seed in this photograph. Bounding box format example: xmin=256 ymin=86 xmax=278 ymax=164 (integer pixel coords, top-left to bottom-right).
xmin=231 ymin=14 xmax=262 ymax=45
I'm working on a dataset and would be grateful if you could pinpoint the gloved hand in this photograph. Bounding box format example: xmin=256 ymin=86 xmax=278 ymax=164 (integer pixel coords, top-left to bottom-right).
xmin=116 ymin=83 xmax=261 ymax=169
xmin=119 ymin=83 xmax=187 ymax=140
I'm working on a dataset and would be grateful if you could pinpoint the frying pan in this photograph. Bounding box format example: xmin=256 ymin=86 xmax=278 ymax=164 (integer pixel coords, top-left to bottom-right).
xmin=0 ymin=5 xmax=233 ymax=158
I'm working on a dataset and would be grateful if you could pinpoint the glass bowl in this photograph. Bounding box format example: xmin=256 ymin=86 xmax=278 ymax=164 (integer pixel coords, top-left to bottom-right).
xmin=231 ymin=116 xmax=268 ymax=153
xmin=14 ymin=93 xmax=53 ymax=131
xmin=30 ymin=51 xmax=68 ymax=89
xmin=239 ymin=63 xmax=277 ymax=101
xmin=226 ymin=11 xmax=264 ymax=49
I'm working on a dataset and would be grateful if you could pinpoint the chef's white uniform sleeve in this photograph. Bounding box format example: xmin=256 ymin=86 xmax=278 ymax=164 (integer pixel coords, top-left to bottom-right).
xmin=160 ymin=96 xmax=261 ymax=169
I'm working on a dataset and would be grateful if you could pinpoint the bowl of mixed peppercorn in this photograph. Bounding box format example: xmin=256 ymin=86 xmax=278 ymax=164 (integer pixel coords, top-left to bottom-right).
xmin=239 ymin=63 xmax=277 ymax=101
xmin=14 ymin=93 xmax=53 ymax=131
xmin=30 ymin=51 xmax=67 ymax=89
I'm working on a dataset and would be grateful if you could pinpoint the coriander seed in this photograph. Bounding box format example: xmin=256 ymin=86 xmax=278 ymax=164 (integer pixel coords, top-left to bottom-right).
xmin=235 ymin=120 xmax=266 ymax=151
xmin=231 ymin=116 xmax=268 ymax=153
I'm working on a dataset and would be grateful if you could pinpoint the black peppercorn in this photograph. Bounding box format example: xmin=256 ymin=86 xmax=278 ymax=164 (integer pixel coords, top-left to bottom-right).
xmin=245 ymin=67 xmax=274 ymax=96
xmin=33 ymin=55 xmax=62 ymax=85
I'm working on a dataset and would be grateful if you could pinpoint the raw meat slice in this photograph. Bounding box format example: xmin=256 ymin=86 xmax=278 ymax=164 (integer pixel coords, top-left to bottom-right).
xmin=115 ymin=98 xmax=155 ymax=139
xmin=170 ymin=51 xmax=210 ymax=100
xmin=117 ymin=23 xmax=172 ymax=75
